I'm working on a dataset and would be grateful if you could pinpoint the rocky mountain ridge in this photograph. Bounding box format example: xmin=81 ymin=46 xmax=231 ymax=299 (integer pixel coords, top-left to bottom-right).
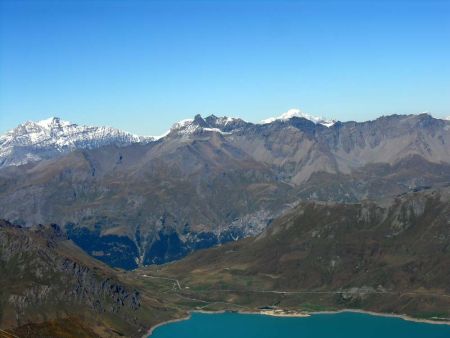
xmin=0 ymin=219 xmax=166 ymax=337
xmin=156 ymin=186 xmax=450 ymax=321
xmin=0 ymin=112 xmax=449 ymax=269
xmin=0 ymin=117 xmax=153 ymax=168
xmin=2 ymin=111 xmax=449 ymax=170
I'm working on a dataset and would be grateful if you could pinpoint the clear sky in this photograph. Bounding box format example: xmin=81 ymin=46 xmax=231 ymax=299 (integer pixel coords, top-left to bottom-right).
xmin=1 ymin=0 xmax=449 ymax=136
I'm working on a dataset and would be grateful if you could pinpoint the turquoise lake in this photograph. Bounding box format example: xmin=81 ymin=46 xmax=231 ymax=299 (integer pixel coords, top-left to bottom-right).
xmin=150 ymin=311 xmax=450 ymax=338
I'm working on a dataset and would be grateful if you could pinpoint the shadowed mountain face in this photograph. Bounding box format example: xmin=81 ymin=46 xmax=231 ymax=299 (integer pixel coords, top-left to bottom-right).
xmin=157 ymin=187 xmax=450 ymax=319
xmin=0 ymin=113 xmax=449 ymax=269
xmin=0 ymin=220 xmax=182 ymax=337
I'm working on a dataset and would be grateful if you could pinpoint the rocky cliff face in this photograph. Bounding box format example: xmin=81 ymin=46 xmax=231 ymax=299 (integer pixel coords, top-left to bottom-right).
xmin=0 ymin=113 xmax=449 ymax=269
xmin=0 ymin=220 xmax=163 ymax=337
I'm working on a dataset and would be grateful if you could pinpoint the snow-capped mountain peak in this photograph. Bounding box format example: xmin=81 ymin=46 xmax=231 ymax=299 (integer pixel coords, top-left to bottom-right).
xmin=169 ymin=114 xmax=243 ymax=136
xmin=34 ymin=116 xmax=72 ymax=129
xmin=261 ymin=108 xmax=336 ymax=127
xmin=206 ymin=115 xmax=240 ymax=127
xmin=170 ymin=118 xmax=196 ymax=133
xmin=0 ymin=117 xmax=153 ymax=168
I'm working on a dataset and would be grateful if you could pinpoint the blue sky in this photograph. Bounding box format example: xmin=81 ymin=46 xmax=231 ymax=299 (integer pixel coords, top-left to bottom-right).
xmin=1 ymin=0 xmax=449 ymax=136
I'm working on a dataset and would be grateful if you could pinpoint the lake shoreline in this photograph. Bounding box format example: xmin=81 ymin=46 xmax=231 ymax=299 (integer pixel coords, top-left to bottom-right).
xmin=145 ymin=315 xmax=192 ymax=338
xmin=144 ymin=308 xmax=450 ymax=337
xmin=309 ymin=309 xmax=450 ymax=326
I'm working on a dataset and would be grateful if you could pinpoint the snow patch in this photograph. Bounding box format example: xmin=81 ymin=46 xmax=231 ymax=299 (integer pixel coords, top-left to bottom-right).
xmin=169 ymin=117 xmax=232 ymax=136
xmin=261 ymin=108 xmax=336 ymax=127
xmin=170 ymin=119 xmax=199 ymax=135
xmin=203 ymin=127 xmax=232 ymax=135
xmin=213 ymin=116 xmax=238 ymax=126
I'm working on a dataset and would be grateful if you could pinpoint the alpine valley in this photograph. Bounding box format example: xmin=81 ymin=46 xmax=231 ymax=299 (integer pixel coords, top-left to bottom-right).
xmin=0 ymin=110 xmax=450 ymax=337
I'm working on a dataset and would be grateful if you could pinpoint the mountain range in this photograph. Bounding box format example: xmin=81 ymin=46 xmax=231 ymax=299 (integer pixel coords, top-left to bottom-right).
xmin=0 ymin=110 xmax=336 ymax=169
xmin=0 ymin=111 xmax=449 ymax=270
xmin=1 ymin=110 xmax=450 ymax=336
xmin=1 ymin=186 xmax=449 ymax=337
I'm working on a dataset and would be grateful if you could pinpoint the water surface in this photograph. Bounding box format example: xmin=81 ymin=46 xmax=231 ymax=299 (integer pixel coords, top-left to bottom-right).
xmin=150 ymin=311 xmax=450 ymax=338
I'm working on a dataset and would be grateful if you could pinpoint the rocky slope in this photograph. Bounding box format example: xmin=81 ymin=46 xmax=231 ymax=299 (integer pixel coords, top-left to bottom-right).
xmin=155 ymin=187 xmax=450 ymax=320
xmin=1 ymin=188 xmax=449 ymax=336
xmin=0 ymin=113 xmax=449 ymax=269
xmin=0 ymin=220 xmax=182 ymax=337
xmin=0 ymin=117 xmax=153 ymax=168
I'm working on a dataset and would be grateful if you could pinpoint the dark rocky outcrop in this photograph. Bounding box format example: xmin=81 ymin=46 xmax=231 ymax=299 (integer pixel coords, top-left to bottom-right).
xmin=0 ymin=221 xmax=175 ymax=337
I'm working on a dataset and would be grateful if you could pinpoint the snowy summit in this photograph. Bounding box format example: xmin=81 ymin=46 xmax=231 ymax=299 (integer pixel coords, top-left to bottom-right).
xmin=0 ymin=117 xmax=153 ymax=168
xmin=261 ymin=108 xmax=336 ymax=127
